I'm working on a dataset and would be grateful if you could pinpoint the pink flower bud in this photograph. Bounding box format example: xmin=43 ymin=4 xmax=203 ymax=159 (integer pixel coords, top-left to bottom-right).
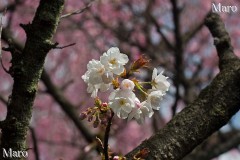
xmin=113 ymin=156 xmax=120 ymax=160
xmin=102 ymin=102 xmax=108 ymax=107
xmin=120 ymin=79 xmax=135 ymax=91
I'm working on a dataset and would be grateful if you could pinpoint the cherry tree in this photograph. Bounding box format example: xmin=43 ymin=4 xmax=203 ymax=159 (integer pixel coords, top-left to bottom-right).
xmin=0 ymin=0 xmax=240 ymax=160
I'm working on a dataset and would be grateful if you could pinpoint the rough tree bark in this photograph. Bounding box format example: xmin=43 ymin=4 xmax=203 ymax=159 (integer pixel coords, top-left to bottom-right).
xmin=125 ymin=12 xmax=240 ymax=160
xmin=2 ymin=27 xmax=97 ymax=149
xmin=0 ymin=0 xmax=64 ymax=159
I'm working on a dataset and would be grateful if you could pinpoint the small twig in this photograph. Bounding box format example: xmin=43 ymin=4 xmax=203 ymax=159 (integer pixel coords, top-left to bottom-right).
xmin=0 ymin=9 xmax=10 ymax=74
xmin=54 ymin=43 xmax=76 ymax=49
xmin=0 ymin=95 xmax=7 ymax=105
xmin=0 ymin=0 xmax=24 ymax=13
xmin=0 ymin=9 xmax=6 ymax=58
xmin=29 ymin=127 xmax=40 ymax=160
xmin=0 ymin=121 xmax=5 ymax=129
xmin=150 ymin=15 xmax=174 ymax=50
xmin=60 ymin=79 xmax=74 ymax=91
xmin=96 ymin=137 xmax=104 ymax=152
xmin=171 ymin=94 xmax=180 ymax=116
xmin=104 ymin=110 xmax=114 ymax=160
xmin=0 ymin=59 xmax=10 ymax=74
xmin=61 ymin=2 xmax=93 ymax=19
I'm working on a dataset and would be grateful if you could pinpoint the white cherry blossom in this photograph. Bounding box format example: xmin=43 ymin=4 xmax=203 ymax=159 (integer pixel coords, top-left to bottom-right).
xmin=109 ymin=89 xmax=136 ymax=119
xmin=152 ymin=68 xmax=170 ymax=92
xmin=86 ymin=84 xmax=98 ymax=98
xmin=128 ymin=99 xmax=154 ymax=124
xmin=147 ymin=90 xmax=164 ymax=110
xmin=82 ymin=60 xmax=112 ymax=97
xmin=100 ymin=47 xmax=129 ymax=75
xmin=102 ymin=71 xmax=113 ymax=84
xmin=82 ymin=60 xmax=104 ymax=84
xmin=120 ymin=79 xmax=135 ymax=91
xmin=81 ymin=47 xmax=171 ymax=124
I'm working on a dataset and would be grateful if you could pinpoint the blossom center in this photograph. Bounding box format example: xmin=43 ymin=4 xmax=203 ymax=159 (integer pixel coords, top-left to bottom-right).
xmin=119 ymin=99 xmax=126 ymax=106
xmin=98 ymin=67 xmax=105 ymax=74
xmin=109 ymin=58 xmax=117 ymax=65
xmin=124 ymin=83 xmax=130 ymax=88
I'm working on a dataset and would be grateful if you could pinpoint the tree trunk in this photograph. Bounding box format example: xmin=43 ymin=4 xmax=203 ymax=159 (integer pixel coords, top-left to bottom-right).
xmin=0 ymin=1 xmax=64 ymax=159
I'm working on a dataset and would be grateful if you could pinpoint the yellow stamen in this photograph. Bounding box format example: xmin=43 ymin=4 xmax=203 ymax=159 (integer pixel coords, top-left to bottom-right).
xmin=109 ymin=58 xmax=117 ymax=65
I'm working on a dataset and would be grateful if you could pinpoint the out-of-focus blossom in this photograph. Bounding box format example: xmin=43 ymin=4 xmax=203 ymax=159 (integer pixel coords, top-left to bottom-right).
xmin=100 ymin=47 xmax=129 ymax=75
xmin=113 ymin=156 xmax=120 ymax=160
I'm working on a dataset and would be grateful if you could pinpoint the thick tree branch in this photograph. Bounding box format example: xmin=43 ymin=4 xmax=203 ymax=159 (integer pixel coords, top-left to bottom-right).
xmin=205 ymin=12 xmax=236 ymax=70
xmin=0 ymin=0 xmax=64 ymax=159
xmin=125 ymin=12 xmax=240 ymax=160
xmin=2 ymin=27 xmax=97 ymax=152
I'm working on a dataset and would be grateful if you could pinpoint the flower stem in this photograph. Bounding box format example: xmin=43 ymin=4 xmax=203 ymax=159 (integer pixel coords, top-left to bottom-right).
xmin=138 ymin=81 xmax=152 ymax=85
xmin=135 ymin=83 xmax=148 ymax=96
xmin=104 ymin=110 xmax=114 ymax=160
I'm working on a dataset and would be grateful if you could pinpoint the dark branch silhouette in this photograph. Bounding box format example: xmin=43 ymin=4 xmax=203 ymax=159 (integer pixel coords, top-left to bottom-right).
xmin=125 ymin=12 xmax=240 ymax=160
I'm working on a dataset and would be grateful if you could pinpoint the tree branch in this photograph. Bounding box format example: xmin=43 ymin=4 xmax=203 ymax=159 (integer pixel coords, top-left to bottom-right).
xmin=60 ymin=1 xmax=93 ymax=19
xmin=183 ymin=131 xmax=240 ymax=160
xmin=0 ymin=95 xmax=7 ymax=105
xmin=150 ymin=15 xmax=174 ymax=50
xmin=103 ymin=111 xmax=114 ymax=160
xmin=41 ymin=70 xmax=95 ymax=144
xmin=125 ymin=12 xmax=240 ymax=160
xmin=205 ymin=12 xmax=236 ymax=70
xmin=2 ymin=27 xmax=98 ymax=153
xmin=0 ymin=0 xmax=24 ymax=13
xmin=0 ymin=0 xmax=64 ymax=159
xmin=29 ymin=127 xmax=40 ymax=160
xmin=171 ymin=0 xmax=184 ymax=116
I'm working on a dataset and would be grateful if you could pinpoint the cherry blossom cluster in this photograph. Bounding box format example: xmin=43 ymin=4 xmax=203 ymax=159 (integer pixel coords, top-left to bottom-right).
xmin=81 ymin=47 xmax=170 ymax=124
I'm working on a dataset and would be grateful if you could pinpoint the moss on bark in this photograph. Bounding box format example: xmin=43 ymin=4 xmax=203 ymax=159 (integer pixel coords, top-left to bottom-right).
xmin=0 ymin=0 xmax=64 ymax=159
